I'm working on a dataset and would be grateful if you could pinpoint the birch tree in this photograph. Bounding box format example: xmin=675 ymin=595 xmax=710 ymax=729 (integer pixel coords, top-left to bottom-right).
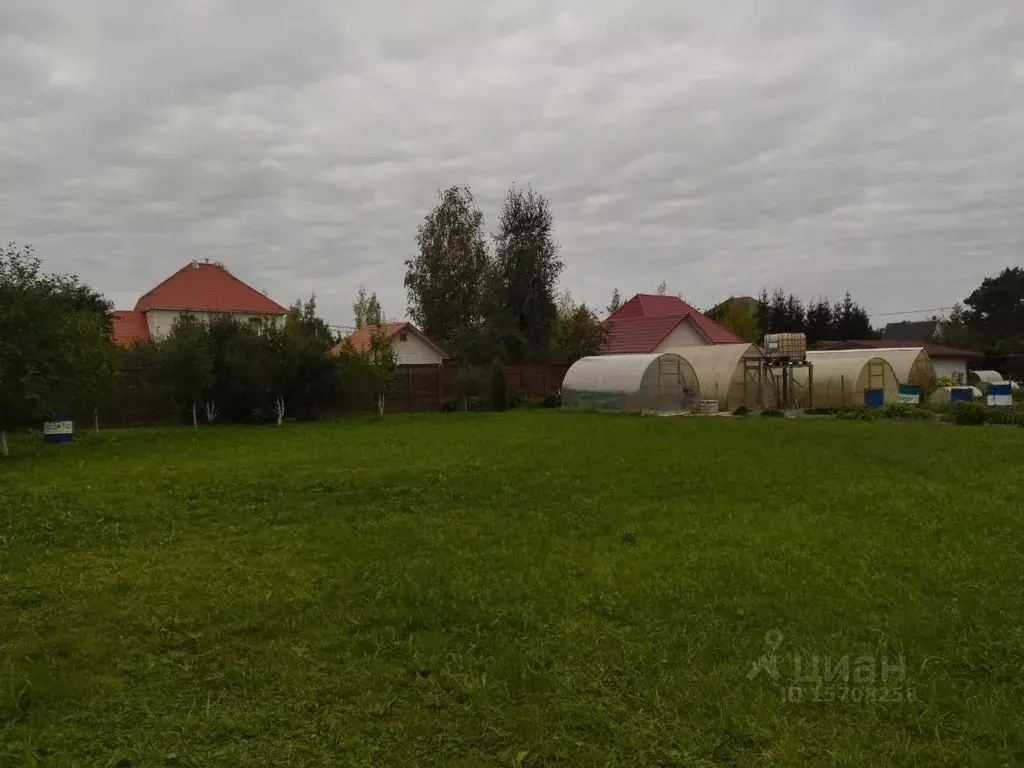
xmin=405 ymin=187 xmax=491 ymax=349
xmin=367 ymin=326 xmax=398 ymax=415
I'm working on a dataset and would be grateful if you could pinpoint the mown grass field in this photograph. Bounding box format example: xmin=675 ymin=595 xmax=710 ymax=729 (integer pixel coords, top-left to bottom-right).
xmin=2 ymin=412 xmax=1024 ymax=767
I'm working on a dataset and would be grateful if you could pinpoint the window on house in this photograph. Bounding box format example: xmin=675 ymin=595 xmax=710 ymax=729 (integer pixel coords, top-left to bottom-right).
xmin=248 ymin=317 xmax=261 ymax=330
xmin=399 ymin=333 xmax=408 ymax=342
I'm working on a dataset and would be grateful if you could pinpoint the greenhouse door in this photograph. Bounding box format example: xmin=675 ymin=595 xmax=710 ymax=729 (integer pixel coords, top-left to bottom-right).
xmin=656 ymin=357 xmax=682 ymax=412
xmin=864 ymin=388 xmax=884 ymax=409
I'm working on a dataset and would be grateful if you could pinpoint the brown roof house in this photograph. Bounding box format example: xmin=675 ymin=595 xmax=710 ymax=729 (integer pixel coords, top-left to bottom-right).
xmin=112 ymin=261 xmax=288 ymax=345
xmin=602 ymin=294 xmax=741 ymax=354
xmin=330 ymin=322 xmax=445 ymax=365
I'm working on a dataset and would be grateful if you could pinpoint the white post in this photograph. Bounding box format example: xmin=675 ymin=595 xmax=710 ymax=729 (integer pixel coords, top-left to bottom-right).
xmin=94 ymin=408 xmax=100 ymax=435
xmin=274 ymin=397 xmax=285 ymax=426
xmin=191 ymin=403 xmax=198 ymax=430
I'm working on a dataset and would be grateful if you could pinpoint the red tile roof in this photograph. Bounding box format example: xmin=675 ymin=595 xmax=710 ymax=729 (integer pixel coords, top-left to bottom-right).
xmin=330 ymin=322 xmax=445 ymax=356
xmin=134 ymin=262 xmax=287 ymax=314
xmin=824 ymin=339 xmax=982 ymax=358
xmin=112 ymin=310 xmax=151 ymax=346
xmin=603 ymin=293 xmax=741 ymax=352
xmin=602 ymin=315 xmax=688 ymax=354
xmin=610 ymin=294 xmax=696 ymax=320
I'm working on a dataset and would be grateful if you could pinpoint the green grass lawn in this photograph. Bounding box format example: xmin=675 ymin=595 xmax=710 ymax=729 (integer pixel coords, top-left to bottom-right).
xmin=2 ymin=412 xmax=1024 ymax=767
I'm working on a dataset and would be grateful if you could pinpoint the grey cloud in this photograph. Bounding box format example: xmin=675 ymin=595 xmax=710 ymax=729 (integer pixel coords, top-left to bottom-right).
xmin=1 ymin=1 xmax=1022 ymax=328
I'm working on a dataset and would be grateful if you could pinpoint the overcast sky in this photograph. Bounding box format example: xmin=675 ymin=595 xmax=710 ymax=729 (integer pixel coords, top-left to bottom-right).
xmin=2 ymin=1 xmax=1022 ymax=329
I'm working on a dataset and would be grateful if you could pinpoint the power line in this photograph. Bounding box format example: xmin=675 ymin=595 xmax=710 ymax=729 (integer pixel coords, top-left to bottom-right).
xmin=866 ymin=305 xmax=955 ymax=318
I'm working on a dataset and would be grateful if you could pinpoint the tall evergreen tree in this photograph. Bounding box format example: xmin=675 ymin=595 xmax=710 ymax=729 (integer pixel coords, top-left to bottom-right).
xmin=805 ymin=298 xmax=835 ymax=344
xmin=832 ymin=291 xmax=874 ymax=340
xmin=783 ymin=294 xmax=806 ymax=333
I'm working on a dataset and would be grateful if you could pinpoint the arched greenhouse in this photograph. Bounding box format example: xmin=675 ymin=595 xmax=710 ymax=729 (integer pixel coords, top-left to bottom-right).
xmin=663 ymin=343 xmax=768 ymax=410
xmin=793 ymin=355 xmax=899 ymax=408
xmin=807 ymin=348 xmax=936 ymax=395
xmin=561 ymin=353 xmax=700 ymax=413
xmin=930 ymin=386 xmax=983 ymax=405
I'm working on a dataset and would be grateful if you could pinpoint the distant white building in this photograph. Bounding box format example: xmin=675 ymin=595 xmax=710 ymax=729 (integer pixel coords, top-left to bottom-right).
xmin=112 ymin=261 xmax=287 ymax=345
xmin=331 ymin=322 xmax=445 ymax=366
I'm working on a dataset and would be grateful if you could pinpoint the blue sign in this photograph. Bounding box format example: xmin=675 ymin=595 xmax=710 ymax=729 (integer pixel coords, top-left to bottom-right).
xmin=950 ymin=388 xmax=973 ymax=404
xmin=988 ymin=383 xmax=1012 ymax=407
xmin=43 ymin=413 xmax=74 ymax=444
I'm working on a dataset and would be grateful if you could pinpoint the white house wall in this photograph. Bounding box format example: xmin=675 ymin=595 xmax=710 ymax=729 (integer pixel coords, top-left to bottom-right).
xmin=145 ymin=309 xmax=285 ymax=340
xmin=392 ymin=333 xmax=443 ymax=365
xmin=654 ymin=319 xmax=707 ymax=351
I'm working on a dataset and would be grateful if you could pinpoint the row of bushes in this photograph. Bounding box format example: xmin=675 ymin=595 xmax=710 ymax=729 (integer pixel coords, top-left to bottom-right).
xmin=439 ymin=359 xmax=561 ymax=413
xmin=947 ymin=402 xmax=1024 ymax=426
xmin=805 ymin=401 xmax=1024 ymax=427
xmin=441 ymin=391 xmax=561 ymax=413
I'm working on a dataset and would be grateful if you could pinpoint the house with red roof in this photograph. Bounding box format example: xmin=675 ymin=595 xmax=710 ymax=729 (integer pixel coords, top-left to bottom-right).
xmin=603 ymin=293 xmax=741 ymax=354
xmin=329 ymin=321 xmax=445 ymax=365
xmin=111 ymin=261 xmax=288 ymax=345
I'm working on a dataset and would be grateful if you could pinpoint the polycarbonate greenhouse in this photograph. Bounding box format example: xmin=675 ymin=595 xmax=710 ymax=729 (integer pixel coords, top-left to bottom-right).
xmin=807 ymin=348 xmax=936 ymax=394
xmin=561 ymin=353 xmax=700 ymax=413
xmin=663 ymin=343 xmax=768 ymax=410
xmin=930 ymin=386 xmax=983 ymax=405
xmin=970 ymin=370 xmax=1003 ymax=385
xmin=793 ymin=355 xmax=898 ymax=408
xmin=969 ymin=370 xmax=1004 ymax=392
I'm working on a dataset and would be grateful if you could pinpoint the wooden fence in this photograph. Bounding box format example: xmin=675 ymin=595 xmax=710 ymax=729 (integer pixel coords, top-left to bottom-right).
xmin=338 ymin=362 xmax=570 ymax=414
xmin=101 ymin=362 xmax=570 ymax=426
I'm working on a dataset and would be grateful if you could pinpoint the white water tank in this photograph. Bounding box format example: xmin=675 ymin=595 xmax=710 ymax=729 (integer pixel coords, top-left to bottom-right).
xmin=763 ymin=333 xmax=807 ymax=362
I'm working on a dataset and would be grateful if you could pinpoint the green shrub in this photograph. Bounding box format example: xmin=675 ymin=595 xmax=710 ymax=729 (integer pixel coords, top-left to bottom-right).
xmin=489 ymin=359 xmax=508 ymax=412
xmin=951 ymin=401 xmax=987 ymax=426
xmin=541 ymin=392 xmax=561 ymax=409
xmin=805 ymin=406 xmax=839 ymax=416
xmin=837 ymin=406 xmax=875 ymax=421
xmin=732 ymin=406 xmax=750 ymax=416
xmin=985 ymin=405 xmax=1024 ymax=426
xmin=880 ymin=402 xmax=931 ymax=420
xmin=507 ymin=390 xmax=525 ymax=410
xmin=454 ymin=370 xmax=484 ymax=411
xmin=761 ymin=408 xmax=785 ymax=418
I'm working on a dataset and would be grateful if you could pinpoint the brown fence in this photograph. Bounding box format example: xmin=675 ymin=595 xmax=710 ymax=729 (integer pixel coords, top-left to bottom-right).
xmin=339 ymin=362 xmax=570 ymax=414
xmin=100 ymin=362 xmax=570 ymax=426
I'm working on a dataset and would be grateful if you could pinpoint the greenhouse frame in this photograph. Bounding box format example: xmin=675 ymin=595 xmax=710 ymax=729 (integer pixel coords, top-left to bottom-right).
xmin=663 ymin=343 xmax=768 ymax=410
xmin=807 ymin=348 xmax=936 ymax=394
xmin=561 ymin=353 xmax=701 ymax=413
xmin=793 ymin=355 xmax=898 ymax=407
